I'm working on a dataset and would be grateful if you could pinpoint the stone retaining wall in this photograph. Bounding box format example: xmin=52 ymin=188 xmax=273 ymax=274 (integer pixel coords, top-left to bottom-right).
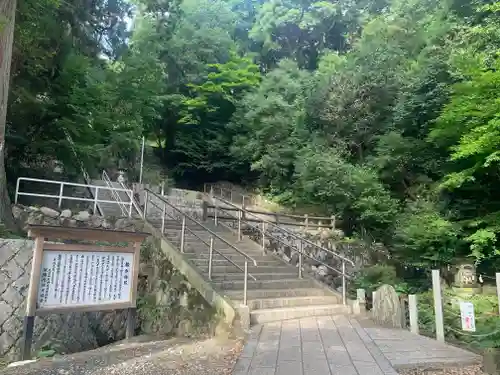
xmin=0 ymin=205 xmax=216 ymax=362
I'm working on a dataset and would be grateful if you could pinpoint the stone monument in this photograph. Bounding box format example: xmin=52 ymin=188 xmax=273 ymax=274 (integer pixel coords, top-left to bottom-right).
xmin=371 ymin=284 xmax=403 ymax=328
xmin=453 ymin=261 xmax=481 ymax=295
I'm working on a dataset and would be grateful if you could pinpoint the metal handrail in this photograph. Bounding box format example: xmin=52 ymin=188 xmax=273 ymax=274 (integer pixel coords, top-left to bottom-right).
xmin=144 ymin=189 xmax=257 ymax=305
xmin=15 ymin=177 xmax=134 ymax=216
xmin=217 ymin=203 xmax=347 ymax=275
xmin=205 ymin=183 xmax=336 ymax=225
xmin=102 ymin=171 xmax=128 ymax=216
xmin=145 ymin=195 xmax=257 ymax=281
xmin=117 ymin=179 xmax=143 ymax=217
xmin=212 ymin=194 xmax=354 ymax=266
xmin=209 ymin=209 xmax=335 ymax=229
xmin=146 ymin=189 xmax=257 ymax=265
xmin=210 ymin=193 xmax=355 ymax=304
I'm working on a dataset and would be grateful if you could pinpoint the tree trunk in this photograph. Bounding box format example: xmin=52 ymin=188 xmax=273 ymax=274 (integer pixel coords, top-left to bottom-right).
xmin=0 ymin=0 xmax=18 ymax=230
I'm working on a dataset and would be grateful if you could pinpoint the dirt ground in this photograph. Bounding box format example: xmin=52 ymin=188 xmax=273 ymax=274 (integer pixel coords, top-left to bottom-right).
xmin=0 ymin=335 xmax=243 ymax=375
xmin=399 ymin=364 xmax=486 ymax=375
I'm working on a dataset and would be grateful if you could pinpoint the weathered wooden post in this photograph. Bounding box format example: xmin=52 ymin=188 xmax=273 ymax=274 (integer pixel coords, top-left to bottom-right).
xmin=353 ymin=288 xmax=366 ymax=314
xmin=408 ymin=294 xmax=419 ymax=334
xmin=496 ymin=273 xmax=500 ymax=316
xmin=432 ymin=269 xmax=445 ymax=342
xmin=201 ymin=200 xmax=208 ymax=221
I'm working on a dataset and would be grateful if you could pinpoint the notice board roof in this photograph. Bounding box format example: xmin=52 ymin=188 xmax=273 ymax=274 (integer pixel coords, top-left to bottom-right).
xmin=27 ymin=225 xmax=149 ymax=242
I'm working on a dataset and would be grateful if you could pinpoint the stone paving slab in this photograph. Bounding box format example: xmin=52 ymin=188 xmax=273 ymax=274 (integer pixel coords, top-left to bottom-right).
xmin=232 ymin=316 xmax=482 ymax=375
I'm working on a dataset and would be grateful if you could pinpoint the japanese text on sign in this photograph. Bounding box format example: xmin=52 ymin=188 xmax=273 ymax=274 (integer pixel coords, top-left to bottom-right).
xmin=459 ymin=301 xmax=476 ymax=332
xmin=37 ymin=250 xmax=134 ymax=308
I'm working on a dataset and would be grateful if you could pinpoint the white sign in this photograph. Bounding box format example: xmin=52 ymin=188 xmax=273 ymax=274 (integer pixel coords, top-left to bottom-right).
xmin=37 ymin=250 xmax=134 ymax=309
xmin=459 ymin=301 xmax=476 ymax=332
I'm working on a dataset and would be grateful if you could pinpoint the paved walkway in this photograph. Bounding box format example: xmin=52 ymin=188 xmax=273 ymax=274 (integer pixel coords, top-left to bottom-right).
xmin=232 ymin=315 xmax=481 ymax=375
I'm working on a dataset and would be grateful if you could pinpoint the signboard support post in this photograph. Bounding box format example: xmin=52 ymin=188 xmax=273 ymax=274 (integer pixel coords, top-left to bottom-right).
xmin=21 ymin=316 xmax=35 ymax=361
xmin=126 ymin=307 xmax=137 ymax=339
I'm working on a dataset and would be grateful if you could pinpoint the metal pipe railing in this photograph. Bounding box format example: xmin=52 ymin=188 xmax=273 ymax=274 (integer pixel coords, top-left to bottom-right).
xmin=210 ymin=192 xmax=354 ymax=304
xmin=212 ymin=194 xmax=354 ymax=265
xmin=102 ymin=171 xmax=129 ymax=217
xmin=144 ymin=189 xmax=257 ymax=304
xmin=117 ymin=180 xmax=143 ymax=217
xmin=15 ymin=177 xmax=133 ymax=216
xmin=204 ymin=183 xmax=336 ymax=226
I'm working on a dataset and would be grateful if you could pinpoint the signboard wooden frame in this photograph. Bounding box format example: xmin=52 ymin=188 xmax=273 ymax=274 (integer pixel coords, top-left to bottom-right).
xmin=22 ymin=225 xmax=148 ymax=360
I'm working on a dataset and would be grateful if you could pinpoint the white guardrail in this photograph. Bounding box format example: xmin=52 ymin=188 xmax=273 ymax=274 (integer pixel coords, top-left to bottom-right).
xmin=15 ymin=177 xmax=134 ymax=217
xmin=101 ymin=170 xmax=130 ymax=217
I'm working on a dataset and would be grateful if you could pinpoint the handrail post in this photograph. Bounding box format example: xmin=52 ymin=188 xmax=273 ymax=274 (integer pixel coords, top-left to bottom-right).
xmin=342 ymin=261 xmax=346 ymax=305
xmin=15 ymin=178 xmax=20 ymax=204
xmin=208 ymin=236 xmax=214 ymax=280
xmin=298 ymin=240 xmax=303 ymax=279
xmin=238 ymin=209 xmax=242 ymax=241
xmin=214 ymin=203 xmax=218 ymax=226
xmin=180 ymin=216 xmax=186 ymax=253
xmin=143 ymin=190 xmax=149 ymax=219
xmin=230 ymin=190 xmax=233 ymax=203
xmin=243 ymin=260 xmax=248 ymax=306
xmin=58 ymin=183 xmax=64 ymax=208
xmin=331 ymin=215 xmax=336 ymax=230
xmin=261 ymin=221 xmax=265 ymax=254
xmin=93 ymin=187 xmax=99 ymax=214
xmin=161 ymin=202 xmax=166 ymax=234
xmin=304 ymin=214 xmax=309 ymax=231
xmin=128 ymin=195 xmax=132 ymax=218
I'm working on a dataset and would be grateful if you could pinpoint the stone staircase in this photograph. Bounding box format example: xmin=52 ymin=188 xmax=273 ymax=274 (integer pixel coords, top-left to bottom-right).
xmin=90 ymin=179 xmax=134 ymax=217
xmin=149 ymin=215 xmax=350 ymax=325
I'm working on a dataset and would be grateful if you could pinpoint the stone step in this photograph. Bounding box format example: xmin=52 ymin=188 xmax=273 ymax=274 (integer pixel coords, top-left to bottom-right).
xmin=238 ymin=295 xmax=341 ymax=310
xmin=210 ymin=272 xmax=298 ymax=281
xmin=250 ymin=304 xmax=351 ymax=325
xmin=215 ymin=278 xmax=315 ymax=291
xmin=166 ymin=235 xmax=248 ymax=248
xmin=189 ymin=258 xmax=284 ymax=268
xmin=182 ymin=248 xmax=266 ymax=260
xmin=224 ymin=288 xmax=332 ymax=300
xmin=197 ymin=264 xmax=294 ymax=274
xmin=185 ymin=252 xmax=276 ymax=263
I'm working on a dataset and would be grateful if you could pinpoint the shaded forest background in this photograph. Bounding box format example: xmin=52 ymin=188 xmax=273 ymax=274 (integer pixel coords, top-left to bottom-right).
xmin=3 ymin=0 xmax=500 ymax=273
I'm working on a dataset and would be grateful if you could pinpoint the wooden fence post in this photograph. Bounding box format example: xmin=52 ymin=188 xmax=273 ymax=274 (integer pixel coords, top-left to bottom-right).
xmin=409 ymin=294 xmax=419 ymax=335
xmin=432 ymin=269 xmax=445 ymax=342
xmin=496 ymin=273 xmax=500 ymax=316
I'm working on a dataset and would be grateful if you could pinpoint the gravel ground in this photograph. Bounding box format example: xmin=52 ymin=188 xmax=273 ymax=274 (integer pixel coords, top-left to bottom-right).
xmin=399 ymin=364 xmax=486 ymax=375
xmin=0 ymin=336 xmax=243 ymax=375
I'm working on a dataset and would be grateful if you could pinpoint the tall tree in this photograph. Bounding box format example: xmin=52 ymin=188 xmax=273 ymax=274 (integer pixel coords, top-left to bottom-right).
xmin=0 ymin=0 xmax=17 ymax=229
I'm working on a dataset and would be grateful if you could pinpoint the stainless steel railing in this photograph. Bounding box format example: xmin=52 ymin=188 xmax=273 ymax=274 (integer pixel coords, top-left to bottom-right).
xmin=15 ymin=177 xmax=134 ymax=216
xmin=204 ymin=183 xmax=336 ymax=229
xmin=102 ymin=170 xmax=130 ymax=217
xmin=208 ymin=191 xmax=355 ymax=305
xmin=144 ymin=188 xmax=257 ymax=305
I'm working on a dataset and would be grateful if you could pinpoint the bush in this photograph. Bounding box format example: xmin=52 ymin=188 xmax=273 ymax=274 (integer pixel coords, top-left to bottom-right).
xmin=351 ymin=264 xmax=408 ymax=296
xmin=417 ymin=291 xmax=500 ymax=350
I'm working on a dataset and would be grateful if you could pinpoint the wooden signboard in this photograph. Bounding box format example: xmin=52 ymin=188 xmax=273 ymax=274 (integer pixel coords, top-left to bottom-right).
xmin=22 ymin=225 xmax=148 ymax=360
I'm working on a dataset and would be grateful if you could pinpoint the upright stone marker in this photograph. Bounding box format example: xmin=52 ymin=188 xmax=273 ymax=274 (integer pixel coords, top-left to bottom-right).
xmin=23 ymin=225 xmax=148 ymax=360
xmin=371 ymin=284 xmax=403 ymax=328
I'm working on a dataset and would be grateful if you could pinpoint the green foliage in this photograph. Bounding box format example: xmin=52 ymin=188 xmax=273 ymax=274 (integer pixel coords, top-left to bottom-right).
xmin=418 ymin=291 xmax=500 ymax=349
xmin=8 ymin=0 xmax=500 ymax=267
xmin=392 ymin=200 xmax=461 ymax=266
xmin=351 ymin=265 xmax=408 ymax=296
